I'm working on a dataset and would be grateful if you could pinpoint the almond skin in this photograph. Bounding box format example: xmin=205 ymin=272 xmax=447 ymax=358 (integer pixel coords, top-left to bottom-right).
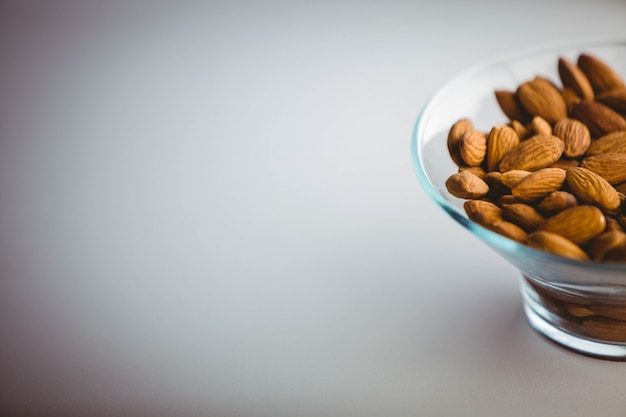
xmin=537 ymin=191 xmax=577 ymax=216
xmin=596 ymin=87 xmax=626 ymax=114
xmin=499 ymin=134 xmax=564 ymax=172
xmin=538 ymin=205 xmax=606 ymax=245
xmin=558 ymin=56 xmax=594 ymax=100
xmin=586 ymin=131 xmax=626 ymax=156
xmin=464 ymin=200 xmax=503 ymax=228
xmin=486 ymin=124 xmax=520 ymax=172
xmin=582 ymin=318 xmax=626 ymax=342
xmin=585 ymin=230 xmax=626 ymax=261
xmin=495 ymin=90 xmax=531 ymax=123
xmin=570 ymin=100 xmax=626 ymax=138
xmin=578 ymin=53 xmax=625 ymax=95
xmin=459 ymin=129 xmax=487 ymax=167
xmin=566 ymin=167 xmax=621 ymax=213
xmin=527 ymin=116 xmax=552 ymax=136
xmin=527 ymin=230 xmax=589 ymax=261
xmin=447 ymin=118 xmax=473 ymax=167
xmin=552 ymin=118 xmax=591 ymax=158
xmin=516 ymin=77 xmax=568 ymax=124
xmin=446 ymin=171 xmax=489 ymax=199
xmin=502 ymin=203 xmax=545 ymax=232
xmin=511 ymin=168 xmax=566 ymax=202
xmin=581 ymin=153 xmax=626 ymax=185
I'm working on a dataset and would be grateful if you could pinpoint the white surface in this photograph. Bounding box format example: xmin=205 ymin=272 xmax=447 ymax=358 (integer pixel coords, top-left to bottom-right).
xmin=1 ymin=1 xmax=626 ymax=416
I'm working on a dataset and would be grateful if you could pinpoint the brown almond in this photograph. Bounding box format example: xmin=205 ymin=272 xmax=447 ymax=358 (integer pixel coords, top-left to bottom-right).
xmin=561 ymin=87 xmax=581 ymax=111
xmin=464 ymin=200 xmax=503 ymax=228
xmin=578 ymin=53 xmax=625 ymax=95
xmin=516 ymin=77 xmax=568 ymax=124
xmin=491 ymin=220 xmax=528 ymax=243
xmin=570 ymin=100 xmax=626 ymax=138
xmin=558 ymin=56 xmax=595 ymax=100
xmin=567 ymin=306 xmax=596 ymax=318
xmin=498 ymin=194 xmax=526 ymax=205
xmin=537 ymin=190 xmax=578 ymax=216
xmin=459 ymin=165 xmax=487 ymax=180
xmin=586 ymin=131 xmax=626 ymax=156
xmin=585 ymin=230 xmax=626 ymax=261
xmin=605 ymin=217 xmax=624 ymax=233
xmin=445 ymin=171 xmax=489 ymax=199
xmin=486 ymin=124 xmax=520 ymax=172
xmin=581 ymin=153 xmax=626 ymax=184
xmin=511 ymin=168 xmax=566 ymax=202
xmin=527 ymin=230 xmax=589 ymax=261
xmin=510 ymin=120 xmax=529 ymax=140
xmin=589 ymin=305 xmax=626 ymax=321
xmin=502 ymin=203 xmax=545 ymax=232
xmin=447 ymin=118 xmax=473 ymax=167
xmin=552 ymin=118 xmax=591 ymax=158
xmin=459 ymin=129 xmax=487 ymax=167
xmin=500 ymin=169 xmax=532 ymax=188
xmin=582 ymin=318 xmax=626 ymax=342
xmin=604 ymin=246 xmax=626 ymax=263
xmin=566 ymin=167 xmax=621 ymax=212
xmin=538 ymin=205 xmax=606 ymax=245
xmin=527 ymin=116 xmax=552 ymax=136
xmin=495 ymin=90 xmax=531 ymax=123
xmin=499 ymin=134 xmax=564 ymax=172
xmin=549 ymin=158 xmax=580 ymax=170
xmin=484 ymin=171 xmax=509 ymax=199
xmin=596 ymin=87 xmax=626 ymax=114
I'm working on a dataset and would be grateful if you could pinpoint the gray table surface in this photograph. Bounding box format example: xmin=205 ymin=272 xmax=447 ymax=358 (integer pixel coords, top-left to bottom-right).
xmin=2 ymin=1 xmax=626 ymax=416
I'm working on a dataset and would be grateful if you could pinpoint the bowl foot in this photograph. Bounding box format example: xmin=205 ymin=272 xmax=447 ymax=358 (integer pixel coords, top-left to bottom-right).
xmin=522 ymin=277 xmax=626 ymax=360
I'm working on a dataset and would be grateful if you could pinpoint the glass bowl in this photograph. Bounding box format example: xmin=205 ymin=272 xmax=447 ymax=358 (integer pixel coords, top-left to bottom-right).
xmin=411 ymin=38 xmax=626 ymax=360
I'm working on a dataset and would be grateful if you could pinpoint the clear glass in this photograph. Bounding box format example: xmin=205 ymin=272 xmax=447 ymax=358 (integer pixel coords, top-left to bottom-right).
xmin=411 ymin=37 xmax=626 ymax=360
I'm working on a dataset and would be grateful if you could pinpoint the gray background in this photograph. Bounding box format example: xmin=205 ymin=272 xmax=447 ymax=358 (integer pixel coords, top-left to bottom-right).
xmin=1 ymin=1 xmax=626 ymax=416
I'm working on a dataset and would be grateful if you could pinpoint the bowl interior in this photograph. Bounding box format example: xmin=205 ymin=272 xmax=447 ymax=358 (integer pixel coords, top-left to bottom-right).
xmin=411 ymin=38 xmax=626 ymax=282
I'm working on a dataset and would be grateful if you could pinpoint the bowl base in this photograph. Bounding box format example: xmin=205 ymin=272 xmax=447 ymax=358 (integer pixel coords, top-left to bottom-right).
xmin=522 ymin=279 xmax=626 ymax=361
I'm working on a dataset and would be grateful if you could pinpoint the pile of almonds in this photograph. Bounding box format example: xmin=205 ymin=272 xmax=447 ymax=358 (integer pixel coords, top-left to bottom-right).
xmin=445 ymin=53 xmax=626 ymax=262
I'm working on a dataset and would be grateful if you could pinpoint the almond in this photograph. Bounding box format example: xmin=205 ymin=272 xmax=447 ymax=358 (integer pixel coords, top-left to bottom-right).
xmin=447 ymin=118 xmax=473 ymax=167
xmin=491 ymin=220 xmax=528 ymax=243
xmin=486 ymin=124 xmax=520 ymax=172
xmin=537 ymin=191 xmax=577 ymax=216
xmin=527 ymin=116 xmax=552 ymax=136
xmin=527 ymin=230 xmax=589 ymax=261
xmin=445 ymin=171 xmax=489 ymax=199
xmin=596 ymin=87 xmax=626 ymax=114
xmin=459 ymin=129 xmax=487 ymax=167
xmin=516 ymin=77 xmax=568 ymax=124
xmin=570 ymin=100 xmax=626 ymax=138
xmin=538 ymin=205 xmax=606 ymax=245
xmin=498 ymin=134 xmax=564 ymax=172
xmin=585 ymin=230 xmax=626 ymax=261
xmin=459 ymin=165 xmax=487 ymax=180
xmin=578 ymin=53 xmax=625 ymax=95
xmin=552 ymin=118 xmax=591 ymax=158
xmin=566 ymin=167 xmax=621 ymax=213
xmin=561 ymin=87 xmax=581 ymax=111
xmin=495 ymin=90 xmax=531 ymax=123
xmin=502 ymin=203 xmax=545 ymax=231
xmin=558 ymin=56 xmax=594 ymax=100
xmin=586 ymin=131 xmax=626 ymax=156
xmin=589 ymin=304 xmax=626 ymax=321
xmin=500 ymin=169 xmax=532 ymax=188
xmin=464 ymin=200 xmax=503 ymax=228
xmin=582 ymin=318 xmax=626 ymax=342
xmin=581 ymin=153 xmax=626 ymax=184
xmin=511 ymin=167 xmax=566 ymax=202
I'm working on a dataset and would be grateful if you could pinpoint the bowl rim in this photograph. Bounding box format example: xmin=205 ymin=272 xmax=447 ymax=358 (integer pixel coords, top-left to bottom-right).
xmin=411 ymin=35 xmax=626 ymax=272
